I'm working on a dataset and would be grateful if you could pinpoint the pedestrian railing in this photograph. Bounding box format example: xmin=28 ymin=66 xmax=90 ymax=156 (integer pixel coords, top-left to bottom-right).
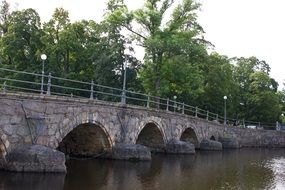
xmin=0 ymin=67 xmax=276 ymax=129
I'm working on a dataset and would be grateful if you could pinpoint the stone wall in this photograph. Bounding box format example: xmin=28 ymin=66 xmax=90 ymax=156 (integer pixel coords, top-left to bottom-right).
xmin=224 ymin=127 xmax=285 ymax=148
xmin=0 ymin=92 xmax=285 ymax=156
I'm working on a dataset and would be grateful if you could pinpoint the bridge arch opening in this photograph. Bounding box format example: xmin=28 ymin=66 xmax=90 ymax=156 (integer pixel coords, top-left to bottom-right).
xmin=0 ymin=138 xmax=6 ymax=167
xmin=57 ymin=123 xmax=112 ymax=158
xmin=180 ymin=128 xmax=199 ymax=148
xmin=210 ymin=136 xmax=216 ymax=141
xmin=136 ymin=122 xmax=165 ymax=153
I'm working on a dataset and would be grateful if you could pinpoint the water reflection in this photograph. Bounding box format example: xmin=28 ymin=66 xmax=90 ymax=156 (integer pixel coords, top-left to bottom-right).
xmin=0 ymin=171 xmax=65 ymax=190
xmin=63 ymin=159 xmax=111 ymax=190
xmin=0 ymin=149 xmax=284 ymax=190
xmin=265 ymin=157 xmax=285 ymax=189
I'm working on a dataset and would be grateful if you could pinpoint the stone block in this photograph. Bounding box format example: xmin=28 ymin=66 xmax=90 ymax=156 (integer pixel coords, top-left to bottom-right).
xmin=4 ymin=145 xmax=66 ymax=173
xmin=0 ymin=116 xmax=10 ymax=125
xmin=219 ymin=137 xmax=240 ymax=149
xmin=200 ymin=139 xmax=222 ymax=151
xmin=16 ymin=126 xmax=30 ymax=136
xmin=3 ymin=125 xmax=15 ymax=136
xmin=10 ymin=116 xmax=23 ymax=124
xmin=0 ymin=156 xmax=5 ymax=170
xmin=166 ymin=139 xmax=195 ymax=154
xmin=111 ymin=143 xmax=151 ymax=161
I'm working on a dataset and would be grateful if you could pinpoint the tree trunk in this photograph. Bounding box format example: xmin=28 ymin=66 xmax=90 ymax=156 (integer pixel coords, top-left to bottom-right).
xmin=154 ymin=52 xmax=163 ymax=109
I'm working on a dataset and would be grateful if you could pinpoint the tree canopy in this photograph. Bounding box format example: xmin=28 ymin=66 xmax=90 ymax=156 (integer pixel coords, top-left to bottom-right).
xmin=0 ymin=0 xmax=284 ymax=125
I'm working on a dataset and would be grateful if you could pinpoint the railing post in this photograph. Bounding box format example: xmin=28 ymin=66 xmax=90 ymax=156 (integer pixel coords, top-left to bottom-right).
xmin=147 ymin=94 xmax=150 ymax=108
xmin=216 ymin=114 xmax=218 ymax=121
xmin=195 ymin=107 xmax=198 ymax=117
xmin=166 ymin=98 xmax=169 ymax=111
xmin=71 ymin=93 xmax=73 ymax=98
xmin=90 ymin=80 xmax=94 ymax=100
xmin=182 ymin=102 xmax=185 ymax=114
xmin=46 ymin=73 xmax=51 ymax=95
xmin=121 ymin=90 xmax=126 ymax=104
xmin=2 ymin=81 xmax=6 ymax=93
xmin=40 ymin=62 xmax=45 ymax=95
xmin=121 ymin=63 xmax=127 ymax=105
xmin=206 ymin=111 xmax=209 ymax=121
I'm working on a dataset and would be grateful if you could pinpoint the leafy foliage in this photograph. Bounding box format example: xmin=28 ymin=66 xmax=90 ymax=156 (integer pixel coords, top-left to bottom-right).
xmin=0 ymin=0 xmax=283 ymax=124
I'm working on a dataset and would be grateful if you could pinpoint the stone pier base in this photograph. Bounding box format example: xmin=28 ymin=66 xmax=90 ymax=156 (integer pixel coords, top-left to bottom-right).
xmin=0 ymin=156 xmax=5 ymax=170
xmin=111 ymin=144 xmax=151 ymax=161
xmin=4 ymin=145 xmax=66 ymax=173
xmin=166 ymin=140 xmax=195 ymax=154
xmin=219 ymin=137 xmax=240 ymax=149
xmin=200 ymin=139 xmax=223 ymax=151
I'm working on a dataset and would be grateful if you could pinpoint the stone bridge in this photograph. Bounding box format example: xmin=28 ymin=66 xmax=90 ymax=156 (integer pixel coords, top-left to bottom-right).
xmin=0 ymin=92 xmax=285 ymax=172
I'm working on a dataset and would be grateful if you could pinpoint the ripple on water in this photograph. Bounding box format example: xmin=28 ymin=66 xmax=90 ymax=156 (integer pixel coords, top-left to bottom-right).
xmin=265 ymin=157 xmax=285 ymax=190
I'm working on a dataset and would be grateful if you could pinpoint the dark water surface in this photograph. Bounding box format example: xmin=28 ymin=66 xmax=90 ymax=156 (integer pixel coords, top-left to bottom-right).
xmin=1 ymin=149 xmax=285 ymax=190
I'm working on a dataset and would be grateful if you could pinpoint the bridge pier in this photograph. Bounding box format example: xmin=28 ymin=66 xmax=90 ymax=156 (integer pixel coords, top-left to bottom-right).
xmin=111 ymin=143 xmax=151 ymax=161
xmin=218 ymin=137 xmax=240 ymax=149
xmin=4 ymin=145 xmax=66 ymax=173
xmin=165 ymin=139 xmax=195 ymax=154
xmin=1 ymin=93 xmax=285 ymax=173
xmin=200 ymin=139 xmax=223 ymax=151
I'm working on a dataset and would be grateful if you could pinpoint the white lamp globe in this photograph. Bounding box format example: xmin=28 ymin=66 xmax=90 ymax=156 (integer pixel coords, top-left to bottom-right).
xmin=41 ymin=54 xmax=47 ymax=60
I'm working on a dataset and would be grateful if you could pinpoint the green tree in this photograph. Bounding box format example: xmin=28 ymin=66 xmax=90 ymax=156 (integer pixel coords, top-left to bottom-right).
xmin=234 ymin=57 xmax=281 ymax=123
xmin=94 ymin=0 xmax=141 ymax=90
xmin=1 ymin=8 xmax=43 ymax=70
xmin=128 ymin=0 xmax=206 ymax=98
xmin=0 ymin=0 xmax=9 ymax=36
xmin=281 ymin=87 xmax=285 ymax=123
xmin=0 ymin=8 xmax=43 ymax=91
xmin=42 ymin=8 xmax=71 ymax=75
xmin=247 ymin=71 xmax=281 ymax=123
xmin=201 ymin=53 xmax=239 ymax=117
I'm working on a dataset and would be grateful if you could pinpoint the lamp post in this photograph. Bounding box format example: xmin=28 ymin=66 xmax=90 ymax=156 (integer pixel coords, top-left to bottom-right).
xmin=223 ymin=95 xmax=227 ymax=125
xmin=239 ymin=102 xmax=245 ymax=126
xmin=173 ymin=95 xmax=177 ymax=112
xmin=121 ymin=62 xmax=127 ymax=104
xmin=40 ymin=54 xmax=47 ymax=95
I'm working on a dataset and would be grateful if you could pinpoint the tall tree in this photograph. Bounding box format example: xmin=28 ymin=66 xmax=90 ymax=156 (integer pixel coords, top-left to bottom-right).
xmin=127 ymin=0 xmax=206 ymax=98
xmin=42 ymin=8 xmax=70 ymax=75
xmin=247 ymin=71 xmax=281 ymax=123
xmin=233 ymin=57 xmax=280 ymax=123
xmin=201 ymin=53 xmax=239 ymax=117
xmin=281 ymin=85 xmax=285 ymax=123
xmin=1 ymin=8 xmax=42 ymax=70
xmin=0 ymin=0 xmax=9 ymax=36
xmin=96 ymin=0 xmax=141 ymax=89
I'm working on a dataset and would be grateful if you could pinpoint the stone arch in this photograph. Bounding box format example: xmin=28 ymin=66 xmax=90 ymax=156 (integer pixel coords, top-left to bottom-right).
xmin=135 ymin=119 xmax=166 ymax=153
xmin=53 ymin=112 xmax=114 ymax=157
xmin=57 ymin=122 xmax=112 ymax=157
xmin=0 ymin=138 xmax=5 ymax=155
xmin=0 ymin=136 xmax=7 ymax=168
xmin=135 ymin=117 xmax=167 ymax=143
xmin=52 ymin=111 xmax=115 ymax=147
xmin=180 ymin=127 xmax=200 ymax=148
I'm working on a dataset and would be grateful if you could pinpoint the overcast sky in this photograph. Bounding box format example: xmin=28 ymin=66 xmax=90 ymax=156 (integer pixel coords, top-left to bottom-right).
xmin=6 ymin=0 xmax=285 ymax=89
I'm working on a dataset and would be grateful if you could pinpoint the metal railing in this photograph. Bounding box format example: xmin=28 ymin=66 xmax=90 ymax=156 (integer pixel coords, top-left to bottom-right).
xmin=0 ymin=67 xmax=276 ymax=129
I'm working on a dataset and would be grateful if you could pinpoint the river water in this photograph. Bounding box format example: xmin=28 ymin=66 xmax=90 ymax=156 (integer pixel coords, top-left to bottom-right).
xmin=0 ymin=148 xmax=285 ymax=190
